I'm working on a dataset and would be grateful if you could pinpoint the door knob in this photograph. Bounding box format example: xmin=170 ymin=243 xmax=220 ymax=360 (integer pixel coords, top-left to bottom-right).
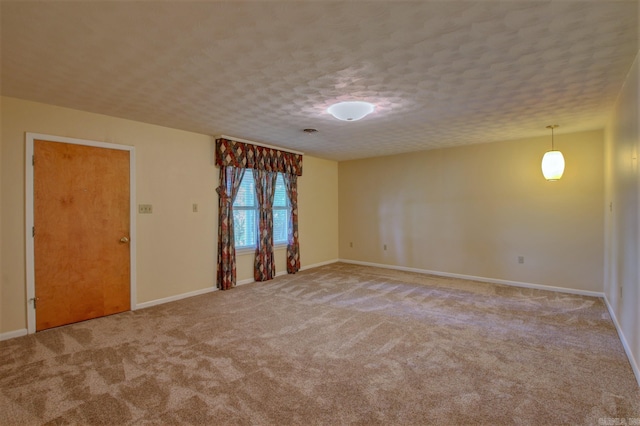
xmin=120 ymin=236 xmax=129 ymax=243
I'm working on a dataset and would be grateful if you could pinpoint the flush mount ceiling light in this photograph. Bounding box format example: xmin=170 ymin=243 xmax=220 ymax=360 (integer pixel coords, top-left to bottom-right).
xmin=327 ymin=101 xmax=375 ymax=121
xmin=541 ymin=124 xmax=565 ymax=181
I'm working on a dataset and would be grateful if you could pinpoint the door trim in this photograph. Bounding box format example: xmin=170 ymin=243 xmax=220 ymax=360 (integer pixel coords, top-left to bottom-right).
xmin=25 ymin=133 xmax=137 ymax=334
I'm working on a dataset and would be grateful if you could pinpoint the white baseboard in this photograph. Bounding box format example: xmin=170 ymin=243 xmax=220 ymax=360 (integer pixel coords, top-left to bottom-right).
xmin=0 ymin=329 xmax=28 ymax=341
xmin=236 ymin=278 xmax=255 ymax=286
xmin=603 ymin=297 xmax=640 ymax=387
xmin=301 ymin=258 xmax=339 ymax=271
xmin=236 ymin=270 xmax=288 ymax=286
xmin=338 ymin=259 xmax=604 ymax=298
xmin=236 ymin=259 xmax=339 ymax=286
xmin=135 ymin=287 xmax=217 ymax=310
xmin=102 ymin=259 xmax=339 ymax=312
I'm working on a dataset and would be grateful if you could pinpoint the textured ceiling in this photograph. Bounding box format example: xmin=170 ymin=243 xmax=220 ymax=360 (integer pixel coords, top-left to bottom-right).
xmin=1 ymin=1 xmax=638 ymax=161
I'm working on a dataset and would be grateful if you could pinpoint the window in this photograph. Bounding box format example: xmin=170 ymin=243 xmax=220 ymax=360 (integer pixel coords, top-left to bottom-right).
xmin=233 ymin=169 xmax=289 ymax=249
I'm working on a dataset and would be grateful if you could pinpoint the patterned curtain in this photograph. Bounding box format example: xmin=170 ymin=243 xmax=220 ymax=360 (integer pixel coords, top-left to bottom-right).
xmin=216 ymin=166 xmax=246 ymax=290
xmin=282 ymin=173 xmax=300 ymax=274
xmin=253 ymin=169 xmax=278 ymax=281
xmin=215 ymin=137 xmax=303 ymax=283
xmin=216 ymin=138 xmax=303 ymax=176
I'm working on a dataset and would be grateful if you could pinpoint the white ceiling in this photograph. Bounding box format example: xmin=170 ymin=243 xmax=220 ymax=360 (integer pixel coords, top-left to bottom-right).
xmin=1 ymin=1 xmax=637 ymax=161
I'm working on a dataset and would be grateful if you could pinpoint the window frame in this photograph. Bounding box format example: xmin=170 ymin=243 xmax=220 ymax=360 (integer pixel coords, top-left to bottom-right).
xmin=233 ymin=170 xmax=289 ymax=251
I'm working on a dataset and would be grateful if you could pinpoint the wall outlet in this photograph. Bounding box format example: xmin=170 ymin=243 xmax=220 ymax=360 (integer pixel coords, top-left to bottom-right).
xmin=518 ymin=256 xmax=524 ymax=264
xmin=349 ymin=242 xmax=353 ymax=248
xmin=192 ymin=203 xmax=198 ymax=213
xmin=384 ymin=244 xmax=387 ymax=251
xmin=138 ymin=204 xmax=153 ymax=214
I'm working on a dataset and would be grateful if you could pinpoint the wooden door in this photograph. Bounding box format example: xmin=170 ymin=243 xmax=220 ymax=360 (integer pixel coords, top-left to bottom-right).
xmin=34 ymin=140 xmax=131 ymax=331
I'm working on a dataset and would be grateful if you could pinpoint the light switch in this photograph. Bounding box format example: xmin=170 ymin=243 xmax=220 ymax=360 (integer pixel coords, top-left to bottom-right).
xmin=138 ymin=204 xmax=153 ymax=214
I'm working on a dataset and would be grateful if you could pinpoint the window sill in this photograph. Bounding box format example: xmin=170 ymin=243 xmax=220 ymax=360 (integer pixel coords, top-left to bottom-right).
xmin=236 ymin=244 xmax=287 ymax=256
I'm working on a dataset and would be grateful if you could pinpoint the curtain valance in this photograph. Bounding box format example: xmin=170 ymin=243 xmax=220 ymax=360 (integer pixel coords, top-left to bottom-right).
xmin=216 ymin=138 xmax=303 ymax=176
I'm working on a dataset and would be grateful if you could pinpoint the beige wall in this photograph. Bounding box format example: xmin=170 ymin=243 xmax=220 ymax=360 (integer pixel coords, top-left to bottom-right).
xmin=0 ymin=97 xmax=338 ymax=334
xmin=339 ymin=130 xmax=604 ymax=292
xmin=604 ymin=51 xmax=639 ymax=379
xmin=0 ymin=97 xmax=3 ymax=328
xmin=298 ymin=156 xmax=340 ymax=267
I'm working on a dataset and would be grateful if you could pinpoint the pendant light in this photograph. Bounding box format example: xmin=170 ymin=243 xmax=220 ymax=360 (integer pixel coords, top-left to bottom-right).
xmin=541 ymin=124 xmax=565 ymax=181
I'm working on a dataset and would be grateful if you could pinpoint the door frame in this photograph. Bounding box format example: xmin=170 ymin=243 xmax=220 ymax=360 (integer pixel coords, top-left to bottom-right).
xmin=25 ymin=133 xmax=137 ymax=334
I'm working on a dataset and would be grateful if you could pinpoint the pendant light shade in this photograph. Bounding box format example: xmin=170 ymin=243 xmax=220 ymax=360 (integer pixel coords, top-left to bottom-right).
xmin=542 ymin=125 xmax=564 ymax=181
xmin=542 ymin=150 xmax=565 ymax=180
xmin=327 ymin=101 xmax=375 ymax=121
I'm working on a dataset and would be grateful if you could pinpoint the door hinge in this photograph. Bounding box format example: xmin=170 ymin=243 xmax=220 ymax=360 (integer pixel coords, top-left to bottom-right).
xmin=32 ymin=226 xmax=35 ymax=237
xmin=30 ymin=297 xmax=39 ymax=309
xmin=32 ymin=155 xmax=35 ymax=166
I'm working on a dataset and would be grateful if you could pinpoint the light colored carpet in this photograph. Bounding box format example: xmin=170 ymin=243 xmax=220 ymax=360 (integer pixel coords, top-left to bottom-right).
xmin=1 ymin=263 xmax=638 ymax=425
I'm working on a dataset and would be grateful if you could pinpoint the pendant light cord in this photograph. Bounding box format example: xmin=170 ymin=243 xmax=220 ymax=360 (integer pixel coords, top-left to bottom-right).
xmin=546 ymin=124 xmax=558 ymax=151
